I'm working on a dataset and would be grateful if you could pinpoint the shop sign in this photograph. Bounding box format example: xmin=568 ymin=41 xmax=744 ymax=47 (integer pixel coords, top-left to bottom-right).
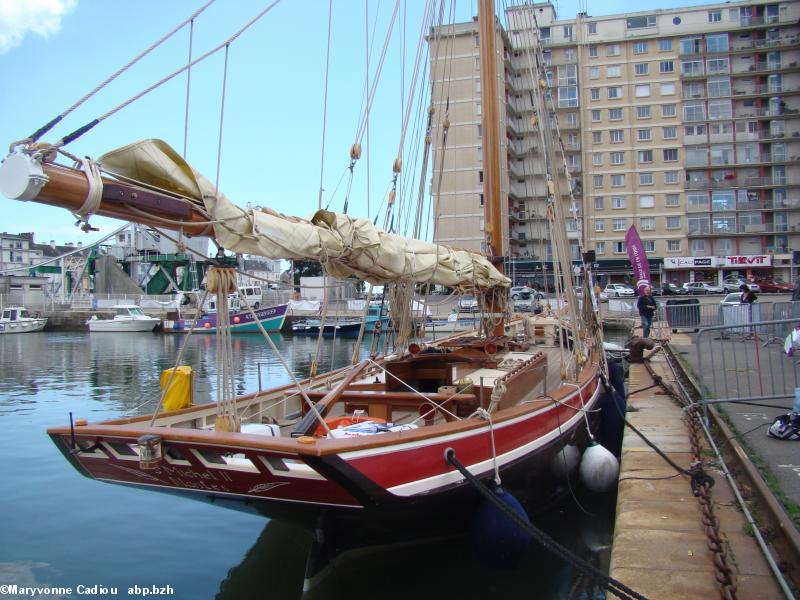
xmin=663 ymin=256 xmax=716 ymax=269
xmin=721 ymin=255 xmax=772 ymax=267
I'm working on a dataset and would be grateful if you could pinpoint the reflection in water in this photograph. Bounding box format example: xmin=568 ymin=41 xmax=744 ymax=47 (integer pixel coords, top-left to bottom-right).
xmin=217 ymin=493 xmax=616 ymax=600
xmin=0 ymin=332 xmax=617 ymax=599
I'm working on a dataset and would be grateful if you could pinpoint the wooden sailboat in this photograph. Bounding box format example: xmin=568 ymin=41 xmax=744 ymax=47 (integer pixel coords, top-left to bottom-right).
xmin=0 ymin=1 xmax=607 ymax=544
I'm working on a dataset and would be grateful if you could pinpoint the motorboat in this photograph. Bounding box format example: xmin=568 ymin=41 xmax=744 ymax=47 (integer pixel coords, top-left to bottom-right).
xmin=87 ymin=305 xmax=160 ymax=332
xmin=0 ymin=306 xmax=47 ymax=334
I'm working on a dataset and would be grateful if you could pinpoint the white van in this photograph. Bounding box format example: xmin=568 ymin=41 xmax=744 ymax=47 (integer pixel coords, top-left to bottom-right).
xmin=239 ymin=286 xmax=263 ymax=309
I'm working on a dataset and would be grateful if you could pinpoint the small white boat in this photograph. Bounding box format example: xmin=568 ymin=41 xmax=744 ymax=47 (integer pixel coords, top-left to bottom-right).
xmin=0 ymin=306 xmax=47 ymax=334
xmin=87 ymin=305 xmax=159 ymax=332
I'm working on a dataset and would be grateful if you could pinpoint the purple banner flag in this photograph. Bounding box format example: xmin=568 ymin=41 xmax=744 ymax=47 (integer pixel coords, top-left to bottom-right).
xmin=625 ymin=225 xmax=651 ymax=294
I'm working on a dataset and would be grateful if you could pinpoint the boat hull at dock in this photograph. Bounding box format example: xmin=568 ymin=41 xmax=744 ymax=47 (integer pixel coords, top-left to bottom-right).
xmin=163 ymin=303 xmax=288 ymax=334
xmin=47 ymin=352 xmax=601 ymax=537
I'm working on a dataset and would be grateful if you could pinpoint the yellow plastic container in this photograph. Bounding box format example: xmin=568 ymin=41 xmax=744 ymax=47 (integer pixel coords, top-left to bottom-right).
xmin=160 ymin=366 xmax=193 ymax=411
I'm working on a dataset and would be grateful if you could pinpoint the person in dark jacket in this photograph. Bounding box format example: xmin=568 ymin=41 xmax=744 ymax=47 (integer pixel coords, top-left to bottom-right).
xmin=636 ymin=285 xmax=658 ymax=338
xmin=739 ymin=284 xmax=757 ymax=304
xmin=792 ymin=279 xmax=800 ymax=302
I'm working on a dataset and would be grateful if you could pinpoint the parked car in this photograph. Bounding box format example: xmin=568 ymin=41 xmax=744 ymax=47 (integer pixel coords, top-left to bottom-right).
xmin=510 ymin=285 xmax=544 ymax=301
xmin=658 ymin=283 xmax=685 ymax=296
xmin=683 ymin=282 xmax=723 ymax=295
xmin=722 ymin=277 xmax=760 ymax=293
xmin=458 ymin=295 xmax=479 ymax=312
xmin=720 ymin=293 xmax=744 ymax=306
xmin=755 ymin=279 xmax=792 ymax=293
xmin=603 ymin=283 xmax=635 ymax=298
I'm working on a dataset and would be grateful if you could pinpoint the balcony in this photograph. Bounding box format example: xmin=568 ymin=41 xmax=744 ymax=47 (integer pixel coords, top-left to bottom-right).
xmin=733 ymin=85 xmax=800 ymax=99
xmin=679 ymin=69 xmax=707 ymax=80
xmin=730 ymin=34 xmax=800 ymax=52
xmin=684 ymin=175 xmax=791 ymax=190
xmin=734 ymin=60 xmax=798 ymax=75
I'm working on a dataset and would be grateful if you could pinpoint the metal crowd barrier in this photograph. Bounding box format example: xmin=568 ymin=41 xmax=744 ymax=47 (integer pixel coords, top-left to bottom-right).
xmin=695 ymin=317 xmax=800 ymax=407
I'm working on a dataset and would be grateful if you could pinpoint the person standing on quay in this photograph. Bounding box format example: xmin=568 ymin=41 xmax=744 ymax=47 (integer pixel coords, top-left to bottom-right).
xmin=637 ymin=285 xmax=657 ymax=339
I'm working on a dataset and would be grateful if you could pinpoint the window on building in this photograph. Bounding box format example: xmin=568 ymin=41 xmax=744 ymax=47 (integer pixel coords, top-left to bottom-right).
xmin=666 ymin=216 xmax=681 ymax=229
xmin=637 ymin=105 xmax=651 ymax=119
xmin=566 ymin=112 xmax=578 ymax=127
xmin=613 ymin=218 xmax=627 ymax=231
xmin=611 ymin=151 xmax=625 ymax=165
xmin=606 ymin=44 xmax=620 ymax=56
xmin=611 ymin=174 xmax=625 ymax=187
xmin=479 ymin=170 xmax=483 ymax=183
xmin=612 ymin=196 xmax=626 ymax=209
xmin=643 ymin=240 xmax=656 ymax=252
xmin=635 ymin=62 xmax=649 ymax=75
xmin=589 ymin=66 xmax=599 ymax=79
xmin=595 ymin=219 xmax=605 ymax=232
xmin=558 ymin=86 xmax=578 ymax=108
xmin=610 ymin=129 xmax=624 ymax=143
xmin=664 ymin=171 xmax=679 ymax=184
xmin=708 ymin=77 xmax=731 ymax=98
xmin=659 ymin=39 xmax=673 ymax=52
xmin=594 ymin=197 xmax=605 ymax=210
xmin=587 ymin=22 xmax=597 ymax=35
xmin=596 ymin=241 xmax=605 ymax=254
xmin=638 ymin=150 xmax=653 ymax=163
xmin=640 ymin=217 xmax=656 ymax=230
xmin=663 ymin=126 xmax=677 ymax=139
xmin=659 ymin=60 xmax=674 ymax=73
xmin=608 ymin=86 xmax=622 ymax=99
xmin=593 ymin=175 xmax=604 ymax=188
xmin=660 ymin=83 xmax=676 ymax=96
xmin=663 ymin=148 xmax=679 ymax=161
xmin=607 ymin=64 xmax=621 ymax=77
xmin=708 ymin=10 xmax=722 ymax=23
xmin=707 ymin=57 xmax=729 ymax=74
xmin=613 ymin=241 xmax=627 ymax=253
xmin=589 ymin=45 xmax=598 ymax=57
xmin=708 ymin=99 xmax=732 ymax=120
xmin=680 ymin=36 xmax=702 ymax=55
xmin=609 ymin=108 xmax=623 ymax=120
xmin=477 ymin=124 xmax=483 ymax=137
xmin=681 ymin=60 xmax=704 ymax=76
xmin=590 ymin=88 xmax=600 ymax=101
xmin=627 ymin=16 xmax=656 ymax=30
xmin=661 ymin=103 xmax=677 ymax=116
xmin=639 ymin=195 xmax=656 ymax=208
xmin=688 ymin=215 xmax=709 ymax=234
xmin=667 ymin=240 xmax=681 ymax=251
xmin=706 ymin=33 xmax=729 ymax=53
xmin=637 ymin=128 xmax=652 ymax=141
xmin=592 ymin=131 xmax=602 ymax=144
xmin=592 ymin=152 xmax=603 ymax=166
xmin=563 ymin=25 xmax=573 ymax=39
xmin=665 ymin=193 xmax=680 ymax=206
xmin=640 ymin=172 xmax=654 ymax=185
xmin=635 ymin=84 xmax=651 ymax=97
xmin=591 ymin=109 xmax=601 ymax=122
xmin=558 ymin=64 xmax=578 ymax=85
xmin=683 ymin=102 xmax=705 ymax=121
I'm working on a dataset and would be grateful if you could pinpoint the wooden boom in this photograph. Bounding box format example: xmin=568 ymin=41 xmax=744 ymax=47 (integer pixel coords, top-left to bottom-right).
xmin=3 ymin=159 xmax=213 ymax=237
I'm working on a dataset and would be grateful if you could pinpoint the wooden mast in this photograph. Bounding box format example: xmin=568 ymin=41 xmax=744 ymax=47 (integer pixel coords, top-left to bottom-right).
xmin=477 ymin=0 xmax=506 ymax=336
xmin=477 ymin=0 xmax=503 ymax=262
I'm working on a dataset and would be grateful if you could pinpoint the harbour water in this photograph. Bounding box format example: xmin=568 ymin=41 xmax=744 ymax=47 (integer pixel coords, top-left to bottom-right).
xmin=0 ymin=332 xmax=617 ymax=599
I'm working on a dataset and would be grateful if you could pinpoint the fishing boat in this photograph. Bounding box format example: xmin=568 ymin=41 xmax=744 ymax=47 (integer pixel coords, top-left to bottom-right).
xmin=0 ymin=0 xmax=611 ymax=563
xmin=87 ymin=304 xmax=160 ymax=332
xmin=0 ymin=306 xmax=47 ymax=334
xmin=162 ymin=295 xmax=289 ymax=334
xmin=290 ymin=306 xmax=388 ymax=336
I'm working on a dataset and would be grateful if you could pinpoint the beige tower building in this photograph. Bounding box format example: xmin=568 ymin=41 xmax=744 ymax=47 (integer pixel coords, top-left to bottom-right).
xmin=431 ymin=1 xmax=800 ymax=286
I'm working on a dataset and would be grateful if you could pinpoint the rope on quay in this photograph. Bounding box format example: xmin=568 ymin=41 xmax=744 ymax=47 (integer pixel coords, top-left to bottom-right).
xmin=444 ymin=449 xmax=649 ymax=600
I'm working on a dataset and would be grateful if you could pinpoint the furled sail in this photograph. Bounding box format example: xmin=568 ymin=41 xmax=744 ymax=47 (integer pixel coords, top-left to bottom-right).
xmin=100 ymin=139 xmax=509 ymax=290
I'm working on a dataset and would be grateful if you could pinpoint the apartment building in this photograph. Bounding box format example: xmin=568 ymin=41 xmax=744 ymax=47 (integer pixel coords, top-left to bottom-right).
xmin=431 ymin=0 xmax=800 ymax=285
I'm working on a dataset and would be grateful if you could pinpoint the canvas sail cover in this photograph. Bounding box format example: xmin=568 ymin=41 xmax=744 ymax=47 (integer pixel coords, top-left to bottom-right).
xmin=100 ymin=139 xmax=509 ymax=290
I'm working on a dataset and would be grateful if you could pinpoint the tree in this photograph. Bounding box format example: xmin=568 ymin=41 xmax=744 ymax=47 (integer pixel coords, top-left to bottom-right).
xmin=289 ymin=260 xmax=323 ymax=287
